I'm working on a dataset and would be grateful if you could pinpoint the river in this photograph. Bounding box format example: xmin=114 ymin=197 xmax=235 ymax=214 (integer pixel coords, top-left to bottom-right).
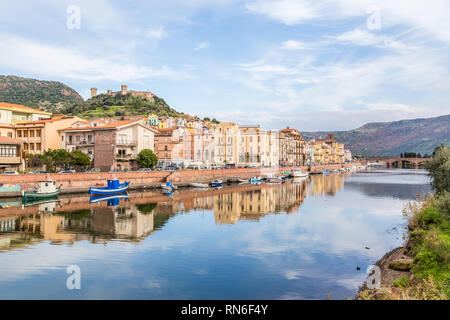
xmin=0 ymin=169 xmax=431 ymax=299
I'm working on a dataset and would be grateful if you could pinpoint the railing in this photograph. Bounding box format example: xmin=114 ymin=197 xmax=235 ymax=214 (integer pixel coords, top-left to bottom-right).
xmin=116 ymin=139 xmax=137 ymax=146
xmin=75 ymin=140 xmax=94 ymax=146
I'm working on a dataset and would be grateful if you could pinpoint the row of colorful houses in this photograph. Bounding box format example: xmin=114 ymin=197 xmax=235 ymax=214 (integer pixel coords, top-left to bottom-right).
xmin=0 ymin=102 xmax=352 ymax=172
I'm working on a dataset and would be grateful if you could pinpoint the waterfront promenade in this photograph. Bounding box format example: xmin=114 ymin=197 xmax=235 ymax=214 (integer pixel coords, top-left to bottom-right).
xmin=0 ymin=162 xmax=360 ymax=198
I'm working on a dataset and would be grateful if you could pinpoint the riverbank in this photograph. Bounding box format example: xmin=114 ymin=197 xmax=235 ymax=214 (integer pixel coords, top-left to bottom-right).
xmin=357 ymin=194 xmax=449 ymax=300
xmin=0 ymin=162 xmax=360 ymax=198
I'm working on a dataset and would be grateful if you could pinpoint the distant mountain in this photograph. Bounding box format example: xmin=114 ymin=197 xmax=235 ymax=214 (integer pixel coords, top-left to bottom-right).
xmin=302 ymin=115 xmax=450 ymax=157
xmin=0 ymin=75 xmax=83 ymax=113
xmin=62 ymin=92 xmax=185 ymax=119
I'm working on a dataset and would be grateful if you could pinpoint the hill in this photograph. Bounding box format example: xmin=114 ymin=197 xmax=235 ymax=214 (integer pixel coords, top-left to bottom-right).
xmin=302 ymin=115 xmax=450 ymax=157
xmin=0 ymin=75 xmax=83 ymax=113
xmin=62 ymin=93 xmax=185 ymax=119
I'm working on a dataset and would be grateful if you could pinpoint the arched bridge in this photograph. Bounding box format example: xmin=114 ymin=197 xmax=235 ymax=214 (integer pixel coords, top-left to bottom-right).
xmin=361 ymin=157 xmax=430 ymax=169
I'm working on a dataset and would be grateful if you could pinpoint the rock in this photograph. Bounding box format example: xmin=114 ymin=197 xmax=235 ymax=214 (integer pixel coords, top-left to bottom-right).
xmin=388 ymin=258 xmax=414 ymax=271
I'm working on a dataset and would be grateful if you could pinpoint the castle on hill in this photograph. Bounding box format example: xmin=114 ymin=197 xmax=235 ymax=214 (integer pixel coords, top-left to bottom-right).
xmin=90 ymin=85 xmax=155 ymax=102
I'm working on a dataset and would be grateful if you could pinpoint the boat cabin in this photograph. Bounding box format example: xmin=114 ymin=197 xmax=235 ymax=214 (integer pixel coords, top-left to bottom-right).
xmin=37 ymin=180 xmax=57 ymax=194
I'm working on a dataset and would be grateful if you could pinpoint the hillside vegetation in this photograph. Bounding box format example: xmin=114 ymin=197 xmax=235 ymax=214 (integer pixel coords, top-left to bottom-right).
xmin=0 ymin=75 xmax=83 ymax=113
xmin=302 ymin=115 xmax=450 ymax=157
xmin=62 ymin=93 xmax=184 ymax=119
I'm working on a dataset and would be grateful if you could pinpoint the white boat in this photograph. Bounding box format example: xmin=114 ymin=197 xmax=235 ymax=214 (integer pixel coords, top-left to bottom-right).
xmin=292 ymin=169 xmax=309 ymax=178
xmin=237 ymin=178 xmax=249 ymax=183
xmin=266 ymin=176 xmax=283 ymax=183
xmin=189 ymin=182 xmax=209 ymax=188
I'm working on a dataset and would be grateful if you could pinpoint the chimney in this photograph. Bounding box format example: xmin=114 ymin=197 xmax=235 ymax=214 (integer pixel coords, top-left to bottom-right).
xmin=121 ymin=85 xmax=128 ymax=95
xmin=90 ymin=88 xmax=97 ymax=98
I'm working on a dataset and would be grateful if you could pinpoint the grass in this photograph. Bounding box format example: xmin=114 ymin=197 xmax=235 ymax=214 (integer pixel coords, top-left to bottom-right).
xmin=358 ymin=193 xmax=450 ymax=300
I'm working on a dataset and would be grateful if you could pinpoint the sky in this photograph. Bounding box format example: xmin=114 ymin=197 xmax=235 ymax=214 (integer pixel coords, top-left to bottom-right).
xmin=0 ymin=0 xmax=449 ymax=131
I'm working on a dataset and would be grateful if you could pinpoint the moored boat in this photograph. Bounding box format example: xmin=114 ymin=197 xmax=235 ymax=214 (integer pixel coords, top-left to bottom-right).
xmin=250 ymin=177 xmax=262 ymax=184
xmin=292 ymin=169 xmax=308 ymax=178
xmin=189 ymin=182 xmax=209 ymax=188
xmin=161 ymin=181 xmax=177 ymax=191
xmin=266 ymin=176 xmax=283 ymax=183
xmin=22 ymin=180 xmax=61 ymax=201
xmin=209 ymin=179 xmax=223 ymax=188
xmin=90 ymin=179 xmax=129 ymax=195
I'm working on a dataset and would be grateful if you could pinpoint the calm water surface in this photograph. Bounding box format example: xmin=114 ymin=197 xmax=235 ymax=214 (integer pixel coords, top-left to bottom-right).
xmin=0 ymin=169 xmax=431 ymax=299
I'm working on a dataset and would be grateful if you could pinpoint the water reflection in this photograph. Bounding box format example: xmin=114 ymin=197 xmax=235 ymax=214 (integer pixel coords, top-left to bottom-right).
xmin=0 ymin=170 xmax=432 ymax=299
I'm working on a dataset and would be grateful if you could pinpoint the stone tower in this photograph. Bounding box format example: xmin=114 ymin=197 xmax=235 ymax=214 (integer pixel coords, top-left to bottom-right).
xmin=121 ymin=85 xmax=128 ymax=95
xmin=90 ymin=88 xmax=97 ymax=98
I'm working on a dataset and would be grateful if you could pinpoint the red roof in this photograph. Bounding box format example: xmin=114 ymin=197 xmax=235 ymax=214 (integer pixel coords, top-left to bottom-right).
xmin=0 ymin=136 xmax=22 ymax=144
xmin=61 ymin=120 xmax=140 ymax=131
xmin=0 ymin=102 xmax=51 ymax=114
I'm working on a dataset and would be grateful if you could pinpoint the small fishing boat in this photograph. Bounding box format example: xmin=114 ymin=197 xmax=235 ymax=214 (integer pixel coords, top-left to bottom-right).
xmin=250 ymin=177 xmax=262 ymax=184
xmin=266 ymin=176 xmax=283 ymax=183
xmin=22 ymin=180 xmax=61 ymax=201
xmin=237 ymin=178 xmax=249 ymax=183
xmin=292 ymin=169 xmax=308 ymax=178
xmin=90 ymin=179 xmax=129 ymax=195
xmin=189 ymin=182 xmax=209 ymax=188
xmin=161 ymin=181 xmax=177 ymax=191
xmin=209 ymin=179 xmax=223 ymax=188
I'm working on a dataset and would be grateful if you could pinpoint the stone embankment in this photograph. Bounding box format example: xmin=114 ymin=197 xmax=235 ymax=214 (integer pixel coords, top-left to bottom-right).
xmin=0 ymin=162 xmax=360 ymax=198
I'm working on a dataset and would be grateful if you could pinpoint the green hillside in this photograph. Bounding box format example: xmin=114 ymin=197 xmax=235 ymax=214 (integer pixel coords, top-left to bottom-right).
xmin=302 ymin=115 xmax=450 ymax=157
xmin=0 ymin=75 xmax=83 ymax=113
xmin=62 ymin=93 xmax=184 ymax=118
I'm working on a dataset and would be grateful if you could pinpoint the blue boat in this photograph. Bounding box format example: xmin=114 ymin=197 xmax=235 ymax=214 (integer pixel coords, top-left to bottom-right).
xmin=209 ymin=179 xmax=223 ymax=188
xmin=89 ymin=179 xmax=129 ymax=195
xmin=250 ymin=177 xmax=262 ymax=184
xmin=89 ymin=192 xmax=129 ymax=206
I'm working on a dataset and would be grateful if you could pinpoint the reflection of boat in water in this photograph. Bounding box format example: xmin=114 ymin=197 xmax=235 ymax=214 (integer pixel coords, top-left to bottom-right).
xmin=189 ymin=182 xmax=209 ymax=188
xmin=22 ymin=180 xmax=61 ymax=201
xmin=89 ymin=192 xmax=129 ymax=206
xmin=22 ymin=196 xmax=60 ymax=210
xmin=237 ymin=178 xmax=249 ymax=183
xmin=90 ymin=179 xmax=129 ymax=195
xmin=322 ymin=169 xmax=330 ymax=175
xmin=209 ymin=179 xmax=223 ymax=188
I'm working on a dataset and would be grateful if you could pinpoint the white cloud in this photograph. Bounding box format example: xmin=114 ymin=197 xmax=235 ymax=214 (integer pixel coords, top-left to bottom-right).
xmin=281 ymin=40 xmax=306 ymax=50
xmin=0 ymin=32 xmax=193 ymax=82
xmin=146 ymin=26 xmax=168 ymax=39
xmin=194 ymin=42 xmax=209 ymax=50
xmin=246 ymin=0 xmax=318 ymax=25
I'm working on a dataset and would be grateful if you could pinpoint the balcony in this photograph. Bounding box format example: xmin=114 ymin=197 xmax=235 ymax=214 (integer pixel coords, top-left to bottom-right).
xmin=75 ymin=140 xmax=94 ymax=146
xmin=115 ymin=153 xmax=137 ymax=161
xmin=116 ymin=139 xmax=137 ymax=146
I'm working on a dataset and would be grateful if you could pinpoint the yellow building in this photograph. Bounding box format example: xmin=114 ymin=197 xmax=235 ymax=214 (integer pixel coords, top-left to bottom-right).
xmin=0 ymin=102 xmax=51 ymax=124
xmin=15 ymin=115 xmax=82 ymax=155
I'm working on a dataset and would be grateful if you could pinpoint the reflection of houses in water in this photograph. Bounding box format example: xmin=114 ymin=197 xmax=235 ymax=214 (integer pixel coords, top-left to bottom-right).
xmin=307 ymin=174 xmax=345 ymax=197
xmin=214 ymin=182 xmax=307 ymax=224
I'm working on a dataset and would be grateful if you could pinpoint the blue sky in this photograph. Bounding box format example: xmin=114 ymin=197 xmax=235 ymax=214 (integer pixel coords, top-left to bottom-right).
xmin=1 ymin=0 xmax=449 ymax=130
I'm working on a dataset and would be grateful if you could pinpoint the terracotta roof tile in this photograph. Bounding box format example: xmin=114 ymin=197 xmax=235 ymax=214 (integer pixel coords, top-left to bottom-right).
xmin=0 ymin=102 xmax=51 ymax=115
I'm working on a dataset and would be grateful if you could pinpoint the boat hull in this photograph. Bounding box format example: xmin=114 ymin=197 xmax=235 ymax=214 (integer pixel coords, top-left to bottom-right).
xmin=22 ymin=188 xmax=60 ymax=200
xmin=189 ymin=183 xmax=209 ymax=188
xmin=89 ymin=183 xmax=129 ymax=195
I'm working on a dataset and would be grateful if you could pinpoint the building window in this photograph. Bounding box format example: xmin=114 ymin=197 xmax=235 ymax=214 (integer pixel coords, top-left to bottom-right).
xmin=23 ymin=143 xmax=28 ymax=150
xmin=30 ymin=130 xmax=35 ymax=138
xmin=17 ymin=130 xmax=22 ymax=138
xmin=30 ymin=143 xmax=34 ymax=150
xmin=23 ymin=130 xmax=28 ymax=138
xmin=0 ymin=145 xmax=18 ymax=157
xmin=36 ymin=130 xmax=41 ymax=137
xmin=36 ymin=143 xmax=41 ymax=150
xmin=7 ymin=132 xmax=12 ymax=138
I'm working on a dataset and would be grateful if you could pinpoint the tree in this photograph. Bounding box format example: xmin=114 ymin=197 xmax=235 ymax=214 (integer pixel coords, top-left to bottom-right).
xmin=424 ymin=146 xmax=450 ymax=194
xmin=203 ymin=117 xmax=210 ymax=122
xmin=136 ymin=149 xmax=158 ymax=168
xmin=69 ymin=150 xmax=92 ymax=167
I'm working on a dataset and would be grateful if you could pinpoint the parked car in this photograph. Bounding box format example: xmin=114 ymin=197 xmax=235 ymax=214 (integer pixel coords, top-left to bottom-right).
xmin=58 ymin=169 xmax=76 ymax=173
xmin=86 ymin=168 xmax=101 ymax=173
xmin=2 ymin=171 xmax=19 ymax=175
xmin=138 ymin=168 xmax=152 ymax=172
xmin=31 ymin=170 xmax=47 ymax=174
